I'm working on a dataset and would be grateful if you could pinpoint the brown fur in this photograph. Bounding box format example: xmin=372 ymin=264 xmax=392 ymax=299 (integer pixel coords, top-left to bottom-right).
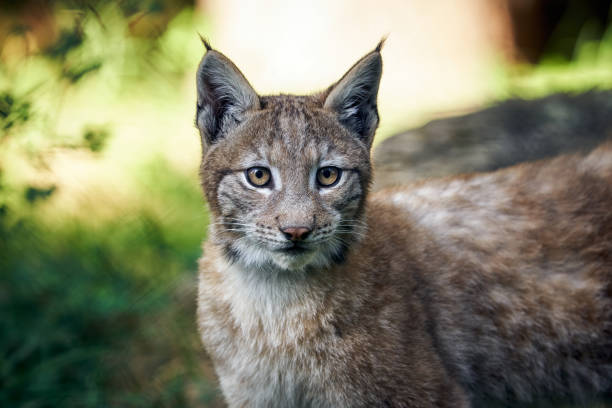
xmin=194 ymin=43 xmax=612 ymax=407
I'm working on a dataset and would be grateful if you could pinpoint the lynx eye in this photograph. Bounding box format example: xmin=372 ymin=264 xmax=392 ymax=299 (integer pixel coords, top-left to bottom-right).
xmin=317 ymin=166 xmax=341 ymax=187
xmin=246 ymin=167 xmax=271 ymax=187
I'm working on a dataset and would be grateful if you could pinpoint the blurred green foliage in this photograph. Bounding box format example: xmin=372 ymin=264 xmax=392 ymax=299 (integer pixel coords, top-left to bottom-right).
xmin=82 ymin=126 xmax=109 ymax=153
xmin=0 ymin=92 xmax=31 ymax=134
xmin=0 ymin=1 xmax=220 ymax=407
xmin=0 ymin=202 xmax=214 ymax=407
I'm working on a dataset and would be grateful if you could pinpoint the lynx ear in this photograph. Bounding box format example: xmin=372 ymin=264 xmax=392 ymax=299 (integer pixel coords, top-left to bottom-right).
xmin=324 ymin=41 xmax=383 ymax=147
xmin=196 ymin=42 xmax=260 ymax=146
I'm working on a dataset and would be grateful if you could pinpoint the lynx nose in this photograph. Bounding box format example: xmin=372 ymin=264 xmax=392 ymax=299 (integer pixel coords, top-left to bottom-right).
xmin=280 ymin=226 xmax=312 ymax=242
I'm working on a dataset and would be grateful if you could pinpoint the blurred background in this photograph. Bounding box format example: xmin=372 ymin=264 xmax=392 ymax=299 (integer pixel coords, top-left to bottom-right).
xmin=1 ymin=0 xmax=611 ymax=407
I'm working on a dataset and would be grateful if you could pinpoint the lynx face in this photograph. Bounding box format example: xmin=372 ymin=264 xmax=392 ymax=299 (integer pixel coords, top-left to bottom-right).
xmin=202 ymin=99 xmax=371 ymax=271
xmin=196 ymin=42 xmax=382 ymax=272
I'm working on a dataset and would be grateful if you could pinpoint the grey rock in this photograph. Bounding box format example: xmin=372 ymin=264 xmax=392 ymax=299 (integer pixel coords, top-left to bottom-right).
xmin=373 ymin=91 xmax=612 ymax=190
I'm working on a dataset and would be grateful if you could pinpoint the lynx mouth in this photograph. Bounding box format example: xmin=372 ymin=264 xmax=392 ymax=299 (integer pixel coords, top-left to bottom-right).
xmin=277 ymin=243 xmax=310 ymax=255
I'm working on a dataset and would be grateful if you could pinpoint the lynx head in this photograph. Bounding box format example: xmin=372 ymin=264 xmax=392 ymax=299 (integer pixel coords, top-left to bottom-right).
xmin=196 ymin=40 xmax=383 ymax=273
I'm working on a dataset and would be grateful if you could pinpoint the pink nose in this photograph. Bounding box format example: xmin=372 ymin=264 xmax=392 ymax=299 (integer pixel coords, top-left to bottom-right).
xmin=280 ymin=226 xmax=312 ymax=242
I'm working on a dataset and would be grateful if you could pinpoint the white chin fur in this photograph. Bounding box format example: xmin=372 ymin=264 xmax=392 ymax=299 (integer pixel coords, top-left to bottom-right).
xmin=231 ymin=237 xmax=339 ymax=272
xmin=271 ymin=252 xmax=316 ymax=271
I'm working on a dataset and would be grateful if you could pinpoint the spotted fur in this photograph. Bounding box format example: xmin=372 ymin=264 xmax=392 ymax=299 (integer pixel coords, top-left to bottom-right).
xmin=195 ymin=42 xmax=612 ymax=407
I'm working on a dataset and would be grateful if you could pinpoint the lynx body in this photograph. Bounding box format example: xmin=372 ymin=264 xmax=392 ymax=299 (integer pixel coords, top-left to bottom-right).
xmin=195 ymin=42 xmax=612 ymax=407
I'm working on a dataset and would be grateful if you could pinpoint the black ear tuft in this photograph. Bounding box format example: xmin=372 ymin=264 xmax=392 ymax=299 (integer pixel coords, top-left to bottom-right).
xmin=198 ymin=34 xmax=213 ymax=51
xmin=195 ymin=47 xmax=259 ymax=146
xmin=324 ymin=44 xmax=383 ymax=148
xmin=375 ymin=36 xmax=386 ymax=53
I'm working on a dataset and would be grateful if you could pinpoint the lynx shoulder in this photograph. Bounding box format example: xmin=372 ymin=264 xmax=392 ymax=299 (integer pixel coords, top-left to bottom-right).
xmin=194 ymin=40 xmax=612 ymax=407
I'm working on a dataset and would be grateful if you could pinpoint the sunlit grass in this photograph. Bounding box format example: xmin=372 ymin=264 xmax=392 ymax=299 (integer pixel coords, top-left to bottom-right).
xmin=495 ymin=23 xmax=612 ymax=100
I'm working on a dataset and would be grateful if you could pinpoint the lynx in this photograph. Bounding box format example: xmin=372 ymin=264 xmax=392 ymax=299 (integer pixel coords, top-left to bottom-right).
xmin=195 ymin=40 xmax=612 ymax=407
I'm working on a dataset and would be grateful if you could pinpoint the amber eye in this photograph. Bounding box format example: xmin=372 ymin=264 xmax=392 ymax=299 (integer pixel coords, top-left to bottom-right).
xmin=246 ymin=167 xmax=271 ymax=187
xmin=317 ymin=166 xmax=341 ymax=187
